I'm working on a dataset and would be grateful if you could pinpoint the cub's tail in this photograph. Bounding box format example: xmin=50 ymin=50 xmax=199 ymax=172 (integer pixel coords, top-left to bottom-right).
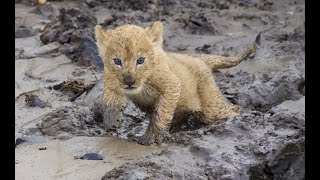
xmin=190 ymin=33 xmax=261 ymax=71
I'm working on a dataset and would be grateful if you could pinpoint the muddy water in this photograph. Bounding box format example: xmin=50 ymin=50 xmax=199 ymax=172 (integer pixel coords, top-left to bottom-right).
xmin=16 ymin=136 xmax=165 ymax=180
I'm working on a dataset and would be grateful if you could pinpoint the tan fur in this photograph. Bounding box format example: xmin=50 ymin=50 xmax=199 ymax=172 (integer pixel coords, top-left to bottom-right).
xmin=95 ymin=22 xmax=260 ymax=145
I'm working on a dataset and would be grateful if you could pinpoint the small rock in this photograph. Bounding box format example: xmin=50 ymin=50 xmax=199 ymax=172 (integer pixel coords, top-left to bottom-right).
xmin=77 ymin=38 xmax=104 ymax=70
xmin=59 ymin=43 xmax=74 ymax=54
xmin=15 ymin=48 xmax=24 ymax=60
xmin=39 ymin=147 xmax=47 ymax=150
xmin=39 ymin=25 xmax=46 ymax=32
xmin=25 ymin=94 xmax=46 ymax=108
xmin=95 ymin=129 xmax=101 ymax=134
xmin=15 ymin=138 xmax=27 ymax=147
xmin=15 ymin=26 xmax=35 ymax=38
xmin=217 ymin=0 xmax=230 ymax=10
xmin=79 ymin=153 xmax=103 ymax=160
xmin=31 ymin=2 xmax=56 ymax=19
xmin=59 ymin=29 xmax=74 ymax=43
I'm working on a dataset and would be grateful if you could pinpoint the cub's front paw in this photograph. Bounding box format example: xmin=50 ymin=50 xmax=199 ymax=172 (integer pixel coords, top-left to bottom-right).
xmin=130 ymin=131 xmax=168 ymax=145
xmin=102 ymin=107 xmax=123 ymax=131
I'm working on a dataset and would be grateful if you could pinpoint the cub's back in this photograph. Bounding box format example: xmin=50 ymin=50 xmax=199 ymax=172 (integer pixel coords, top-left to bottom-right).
xmin=167 ymin=53 xmax=204 ymax=111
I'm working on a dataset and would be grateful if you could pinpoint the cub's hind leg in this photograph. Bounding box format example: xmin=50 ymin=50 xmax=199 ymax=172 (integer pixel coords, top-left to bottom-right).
xmin=196 ymin=64 xmax=241 ymax=124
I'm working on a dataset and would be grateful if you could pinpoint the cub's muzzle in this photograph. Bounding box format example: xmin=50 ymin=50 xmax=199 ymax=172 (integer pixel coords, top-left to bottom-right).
xmin=123 ymin=75 xmax=135 ymax=87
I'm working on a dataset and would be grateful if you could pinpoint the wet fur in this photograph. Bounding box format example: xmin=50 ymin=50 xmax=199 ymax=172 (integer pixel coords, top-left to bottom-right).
xmin=95 ymin=21 xmax=260 ymax=145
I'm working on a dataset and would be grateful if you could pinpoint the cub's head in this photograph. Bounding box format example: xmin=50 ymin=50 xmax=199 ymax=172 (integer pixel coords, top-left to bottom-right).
xmin=95 ymin=21 xmax=163 ymax=94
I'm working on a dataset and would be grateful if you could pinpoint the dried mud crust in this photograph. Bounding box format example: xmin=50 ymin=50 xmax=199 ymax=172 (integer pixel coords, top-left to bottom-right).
xmin=35 ymin=104 xmax=107 ymax=138
xmin=39 ymin=7 xmax=103 ymax=70
xmin=215 ymin=66 xmax=305 ymax=112
xmin=31 ymin=93 xmax=149 ymax=140
xmin=30 ymin=0 xmax=304 ymax=66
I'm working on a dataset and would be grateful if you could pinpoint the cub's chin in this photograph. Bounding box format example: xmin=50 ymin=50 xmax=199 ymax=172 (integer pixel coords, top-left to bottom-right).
xmin=122 ymin=85 xmax=143 ymax=95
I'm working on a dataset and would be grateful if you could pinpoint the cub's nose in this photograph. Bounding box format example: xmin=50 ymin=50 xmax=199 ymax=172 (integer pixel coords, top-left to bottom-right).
xmin=123 ymin=75 xmax=135 ymax=86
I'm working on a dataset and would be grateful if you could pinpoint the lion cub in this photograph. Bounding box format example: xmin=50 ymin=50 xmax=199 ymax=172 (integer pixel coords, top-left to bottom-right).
xmin=95 ymin=21 xmax=260 ymax=145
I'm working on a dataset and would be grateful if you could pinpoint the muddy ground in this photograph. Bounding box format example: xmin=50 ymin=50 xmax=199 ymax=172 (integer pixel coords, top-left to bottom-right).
xmin=15 ymin=0 xmax=304 ymax=179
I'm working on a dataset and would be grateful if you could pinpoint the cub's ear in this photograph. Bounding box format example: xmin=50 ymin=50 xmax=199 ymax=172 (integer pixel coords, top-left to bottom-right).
xmin=145 ymin=21 xmax=163 ymax=47
xmin=95 ymin=25 xmax=110 ymax=57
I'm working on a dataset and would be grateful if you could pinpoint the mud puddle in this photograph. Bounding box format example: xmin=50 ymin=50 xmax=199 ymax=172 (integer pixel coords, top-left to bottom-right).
xmin=16 ymin=136 xmax=165 ymax=180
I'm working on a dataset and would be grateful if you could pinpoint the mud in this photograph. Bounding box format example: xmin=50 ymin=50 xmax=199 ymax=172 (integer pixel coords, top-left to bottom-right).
xmin=15 ymin=0 xmax=304 ymax=179
xmin=102 ymin=98 xmax=305 ymax=180
xmin=15 ymin=26 xmax=36 ymax=38
xmin=40 ymin=6 xmax=103 ymax=70
xmin=24 ymin=94 xmax=47 ymax=108
xmin=35 ymin=104 xmax=107 ymax=138
xmin=219 ymin=66 xmax=304 ymax=112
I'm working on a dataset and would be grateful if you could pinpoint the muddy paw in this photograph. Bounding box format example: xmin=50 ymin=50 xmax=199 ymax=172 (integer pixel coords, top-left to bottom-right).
xmin=131 ymin=134 xmax=155 ymax=145
xmin=232 ymin=105 xmax=242 ymax=113
xmin=102 ymin=107 xmax=123 ymax=131
xmin=130 ymin=132 xmax=167 ymax=145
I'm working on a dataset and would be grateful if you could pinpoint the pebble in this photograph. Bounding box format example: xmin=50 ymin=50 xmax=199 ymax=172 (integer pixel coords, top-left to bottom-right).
xmin=77 ymin=153 xmax=103 ymax=160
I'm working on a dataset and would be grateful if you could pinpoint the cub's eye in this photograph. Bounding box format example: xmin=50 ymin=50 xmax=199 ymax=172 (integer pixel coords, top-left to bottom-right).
xmin=113 ymin=58 xmax=122 ymax=66
xmin=136 ymin=57 xmax=145 ymax=65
